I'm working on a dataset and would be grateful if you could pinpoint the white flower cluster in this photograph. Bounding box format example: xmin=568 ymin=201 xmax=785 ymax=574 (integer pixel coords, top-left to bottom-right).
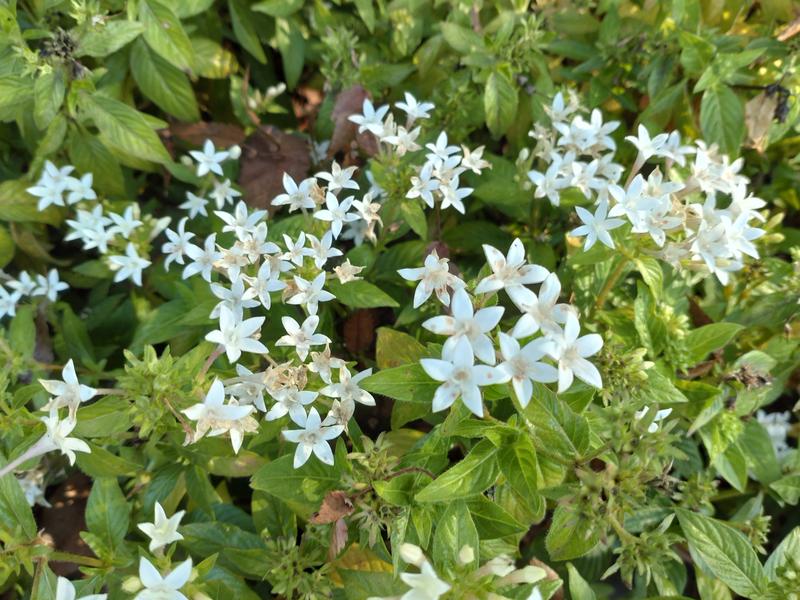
xmin=168 ymin=140 xmax=382 ymax=469
xmin=0 ymin=267 xmax=68 ymax=319
xmin=757 ymin=409 xmax=794 ymax=460
xmin=528 ymin=92 xmax=766 ymax=284
xmin=399 ymin=238 xmax=603 ymax=417
xmin=348 ymin=93 xmax=491 ymax=214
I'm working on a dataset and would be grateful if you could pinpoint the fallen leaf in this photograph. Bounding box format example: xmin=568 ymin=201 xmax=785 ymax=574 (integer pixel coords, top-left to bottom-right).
xmin=329 ymin=518 xmax=349 ymax=561
xmin=329 ymin=86 xmax=379 ymax=157
xmin=744 ymin=92 xmax=778 ymax=153
xmin=170 ymin=122 xmax=246 ymax=148
xmin=310 ymin=490 xmax=354 ymax=525
xmin=238 ymin=125 xmax=311 ymax=211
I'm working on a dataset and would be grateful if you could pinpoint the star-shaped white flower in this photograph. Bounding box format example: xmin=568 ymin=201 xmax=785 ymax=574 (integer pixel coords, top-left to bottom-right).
xmin=179 ymin=191 xmax=209 ymax=219
xmin=396 ymin=92 xmax=435 ymax=123
xmin=205 ymin=306 xmax=267 ymax=363
xmin=209 ymin=178 xmax=241 ymax=209
xmin=282 ymin=407 xmax=343 ymax=468
xmin=215 ymin=201 xmax=266 ymax=241
xmin=474 ymin=238 xmax=549 ymax=301
xmin=319 ymin=366 xmax=375 ymax=407
xmin=398 ymin=250 xmax=465 ymax=308
xmin=162 ymin=217 xmax=195 ymax=269
xmin=108 ymin=242 xmax=151 ymax=286
xmin=625 ymin=124 xmax=669 ymax=162
xmin=40 ymin=411 xmax=90 ymax=465
xmin=242 ymin=260 xmax=285 ymax=309
xmin=272 ymin=173 xmax=316 ymax=212
xmin=182 ymin=378 xmax=256 ymax=453
xmin=265 ymin=386 xmax=318 ymax=425
xmin=422 ymin=288 xmax=503 ymax=365
xmin=182 ymin=234 xmax=221 ymax=282
xmin=189 ymin=139 xmax=229 ymax=177
xmin=55 ymin=576 xmax=106 ymax=600
xmin=496 ymin=333 xmax=557 ymax=407
xmin=276 ymin=315 xmax=330 ymax=361
xmin=308 ymin=345 xmax=346 ymax=384
xmin=39 ymin=359 xmax=97 ymax=413
xmin=313 ymin=193 xmax=359 ymax=239
xmin=570 ymin=200 xmax=625 ymax=250
xmin=134 ymin=557 xmax=192 ymax=600
xmin=510 ymin=273 xmax=573 ymax=338
xmin=287 ymin=272 xmax=335 ymax=316
xmin=65 ymin=173 xmax=97 ymax=205
xmin=348 ymin=98 xmax=390 ymax=135
xmin=137 ymin=501 xmax=185 ymax=553
xmin=420 ymin=337 xmax=509 ymax=417
xmin=108 ymin=205 xmax=142 ymax=239
xmin=32 ymin=269 xmax=69 ymax=302
xmin=316 ymin=161 xmax=359 ymax=192
xmin=545 ymin=313 xmax=603 ymax=392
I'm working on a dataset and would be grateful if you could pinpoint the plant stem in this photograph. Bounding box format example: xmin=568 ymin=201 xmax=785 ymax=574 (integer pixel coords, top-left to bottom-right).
xmin=607 ymin=511 xmax=637 ymax=545
xmin=48 ymin=551 xmax=105 ymax=568
xmin=593 ymin=256 xmax=631 ymax=314
xmin=199 ymin=344 xmax=224 ymax=378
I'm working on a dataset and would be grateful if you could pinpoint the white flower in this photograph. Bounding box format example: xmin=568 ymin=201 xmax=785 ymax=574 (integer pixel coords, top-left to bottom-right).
xmin=287 ymin=272 xmax=335 ymax=316
xmin=399 ymin=561 xmax=451 ymax=600
xmin=461 ymin=145 xmax=490 ymax=174
xmin=272 ymin=174 xmax=316 ymax=212
xmin=32 ymin=269 xmax=69 ymax=302
xmin=282 ymin=407 xmax=343 ymax=468
xmin=438 ymin=176 xmax=473 ymax=214
xmin=189 ymin=139 xmax=229 ymax=177
xmin=317 ymin=161 xmax=359 ymax=192
xmin=162 ymin=217 xmax=195 ymax=269
xmin=382 ymin=126 xmax=422 ymax=155
xmin=225 ymin=364 xmax=268 ymax=412
xmin=528 ymin=155 xmax=569 ymax=206
xmin=210 ymin=178 xmax=241 ymax=209
xmin=26 ymin=161 xmax=73 ymax=210
xmin=216 ymin=201 xmax=266 ymax=241
xmin=134 ymin=557 xmax=192 ymax=600
xmin=398 ymin=250 xmax=465 ymax=308
xmin=420 ymin=337 xmax=509 ymax=417
xmin=183 ymin=378 xmax=256 ymax=453
xmin=545 ymin=313 xmax=603 ymax=392
xmin=40 ymin=411 xmax=90 ymax=465
xmin=308 ymin=345 xmax=345 ymax=384
xmin=109 ymin=243 xmax=151 ymax=286
xmin=425 ymin=132 xmax=459 ymax=163
xmin=334 ymin=259 xmax=364 ymax=284
xmin=474 ymin=238 xmax=549 ymax=300
xmin=182 ymin=234 xmax=221 ymax=282
xmin=276 ymin=315 xmax=330 ymax=361
xmin=407 ymin=162 xmax=440 ymax=208
xmin=39 ymin=359 xmax=97 ymax=413
xmin=137 ymin=501 xmax=185 ymax=553
xmin=307 ymin=231 xmax=343 ymax=269
xmin=313 ymin=193 xmax=359 ymax=239
xmin=242 ymin=261 xmax=285 ymax=309
xmin=544 ymin=91 xmax=578 ymax=123
xmin=65 ymin=173 xmax=97 ymax=205
xmin=108 ymin=205 xmax=143 ymax=238
xmin=757 ymin=410 xmax=793 ymax=459
xmin=7 ymin=271 xmax=37 ymax=296
xmin=634 ymin=407 xmax=673 ymax=433
xmin=570 ymin=200 xmax=625 ymax=250
xmin=511 ymin=273 xmax=572 ymax=337
xmin=209 ymin=277 xmax=259 ymax=320
xmin=625 ymin=124 xmax=669 ymax=162
xmin=396 ymin=92 xmax=435 ymax=122
xmin=423 ymin=288 xmax=503 ymax=365
xmin=265 ymin=387 xmax=318 ymax=425
xmin=55 ymin=576 xmax=106 ymax=600
xmin=348 ymin=98 xmax=390 ymax=135
xmin=65 ymin=206 xmax=113 ymax=253
xmin=179 ymin=191 xmax=209 ymax=219
xmin=496 ymin=333 xmax=558 ymax=407
xmin=319 ymin=366 xmax=376 ymax=407
xmin=0 ymin=286 xmax=21 ymax=319
xmin=205 ymin=306 xmax=267 ymax=363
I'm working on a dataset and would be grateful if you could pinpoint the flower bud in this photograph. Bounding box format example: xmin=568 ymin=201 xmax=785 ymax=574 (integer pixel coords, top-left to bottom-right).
xmin=121 ymin=577 xmax=142 ymax=593
xmin=457 ymin=544 xmax=474 ymax=565
xmin=399 ymin=543 xmax=425 ymax=567
xmin=228 ymin=145 xmax=242 ymax=160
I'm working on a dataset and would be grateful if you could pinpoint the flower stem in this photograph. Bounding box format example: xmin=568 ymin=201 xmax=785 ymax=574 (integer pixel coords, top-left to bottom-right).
xmin=0 ymin=437 xmax=52 ymax=479
xmin=199 ymin=344 xmax=225 ymax=378
xmin=48 ymin=551 xmax=105 ymax=568
xmin=593 ymin=256 xmax=630 ymax=314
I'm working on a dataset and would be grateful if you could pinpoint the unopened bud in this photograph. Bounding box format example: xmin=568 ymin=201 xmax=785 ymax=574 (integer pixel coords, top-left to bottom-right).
xmin=399 ymin=543 xmax=425 ymax=567
xmin=122 ymin=577 xmax=142 ymax=593
xmin=228 ymin=145 xmax=241 ymax=160
xmin=457 ymin=545 xmax=474 ymax=565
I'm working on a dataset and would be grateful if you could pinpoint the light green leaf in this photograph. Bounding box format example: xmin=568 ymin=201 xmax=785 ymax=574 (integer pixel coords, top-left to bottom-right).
xmin=139 ymin=0 xmax=194 ymax=71
xmin=67 ymin=128 xmax=126 ymax=196
xmin=770 ymin=475 xmax=800 ymax=505
xmin=700 ymin=85 xmax=745 ymax=157
xmin=685 ymin=322 xmax=744 ymax=364
xmin=545 ymin=503 xmax=600 ymax=560
xmin=0 ymin=76 xmax=34 ymax=122
xmin=252 ymin=0 xmax=304 ymax=17
xmin=0 ymin=470 xmax=37 ymax=540
xmin=85 ymin=477 xmax=130 ymax=551
xmin=399 ymin=201 xmax=427 ymax=239
xmin=229 ymin=0 xmax=267 ymax=64
xmin=484 ymin=68 xmax=518 ymax=138
xmin=498 ymin=434 xmax=539 ymax=501
xmin=568 ymin=563 xmax=597 ymax=600
xmin=635 ymin=256 xmax=663 ymax=298
xmin=33 ymin=68 xmax=65 ymax=129
xmin=0 ymin=180 xmax=61 ymax=224
xmin=440 ymin=22 xmax=484 ymax=54
xmin=130 ymin=38 xmax=199 ymax=121
xmin=9 ymin=305 xmax=35 ymax=359
xmin=327 ymin=280 xmax=399 ymax=308
xmin=765 ymin=527 xmax=800 ymax=580
xmin=0 ymin=224 xmax=13 ymax=268
xmin=375 ymin=327 xmax=425 ymax=369
xmin=76 ymin=20 xmax=144 ymax=57
xmin=415 ymin=439 xmax=499 ymax=502
xmin=192 ymin=37 xmax=239 ymax=79
xmin=432 ymin=500 xmax=479 ymax=567
xmin=276 ymin=18 xmax=304 ymax=89
xmin=74 ymin=397 xmax=132 ymax=438
xmin=676 ymin=508 xmax=768 ymax=598
xmin=360 ymin=364 xmax=437 ymax=404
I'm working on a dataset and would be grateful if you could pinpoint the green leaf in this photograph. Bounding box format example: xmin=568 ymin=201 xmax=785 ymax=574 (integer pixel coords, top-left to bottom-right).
xmin=0 ymin=471 xmax=37 ymax=539
xmin=568 ymin=563 xmax=597 ymax=600
xmin=361 ymin=363 xmax=437 ymax=404
xmin=432 ymin=500 xmax=479 ymax=567
xmin=74 ymin=397 xmax=132 ymax=438
xmin=415 ymin=439 xmax=499 ymax=502
xmin=399 ymin=201 xmax=427 ymax=239
xmin=525 ymin=383 xmax=591 ymax=459
xmin=85 ymin=477 xmax=130 ymax=551
xmin=685 ymin=322 xmax=744 ymax=364
xmin=353 ymin=0 xmax=376 ymax=32
xmin=67 ymin=128 xmax=126 ymax=196
xmin=327 ymin=280 xmax=399 ymax=308
xmin=676 ymin=508 xmax=768 ymax=598
xmin=700 ymin=85 xmax=745 ymax=157
xmin=76 ymin=20 xmax=144 ymax=57
xmin=498 ymin=433 xmax=539 ymax=500
xmin=635 ymin=256 xmax=663 ymax=298
xmin=9 ymin=305 xmax=35 ymax=359
xmin=770 ymin=475 xmax=800 ymax=505
xmin=440 ymin=22 xmax=484 ymax=54
xmin=33 ymin=68 xmax=65 ymax=129
xmin=76 ymin=442 xmax=140 ymax=477
xmin=0 ymin=180 xmax=61 ymax=224
xmin=484 ymin=68 xmax=518 ymax=138
xmin=228 ymin=0 xmax=267 ymax=64
xmin=191 ymin=37 xmax=239 ymax=79
xmin=467 ymin=495 xmax=527 ymax=538
xmin=252 ymin=0 xmax=304 ymax=17
xmin=276 ymin=18 xmax=305 ymax=89
xmin=81 ymin=92 xmax=171 ymax=164
xmin=139 ymin=0 xmax=194 ymax=71
xmin=740 ymin=420 xmax=781 ymax=484
xmin=0 ymin=224 xmax=13 ymax=268
xmin=375 ymin=327 xmax=426 ymax=369
xmin=0 ymin=76 xmax=34 ymax=122
xmin=545 ymin=503 xmax=600 ymax=560
xmin=765 ymin=526 xmax=800 ymax=580
xmin=130 ymin=39 xmax=199 ymax=122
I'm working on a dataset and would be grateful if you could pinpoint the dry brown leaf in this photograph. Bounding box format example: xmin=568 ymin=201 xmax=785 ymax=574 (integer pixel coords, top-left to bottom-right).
xmin=329 ymin=86 xmax=379 ymax=157
xmin=170 ymin=122 xmax=246 ymax=148
xmin=745 ymin=92 xmax=778 ymax=153
xmin=329 ymin=518 xmax=349 ymax=561
xmin=310 ymin=490 xmax=354 ymax=525
xmin=238 ymin=125 xmax=311 ymax=211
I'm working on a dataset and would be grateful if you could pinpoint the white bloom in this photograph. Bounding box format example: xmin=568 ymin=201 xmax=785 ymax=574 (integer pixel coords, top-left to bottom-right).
xmin=242 ymin=261 xmax=285 ymax=309
xmin=210 ymin=178 xmax=241 ymax=209
xmin=398 ymin=250 xmax=465 ymax=308
xmin=134 ymin=557 xmax=192 ymax=600
xmin=225 ymin=364 xmax=268 ymax=412
xmin=183 ymin=378 xmax=256 ymax=453
xmin=40 ymin=411 xmax=90 ymax=465
xmin=319 ymin=366 xmax=376 ymax=407
xmin=496 ymin=333 xmax=558 ymax=407
xmin=420 ymin=337 xmax=509 ymax=417
xmin=26 ymin=161 xmax=73 ymax=210
xmin=7 ymin=271 xmax=37 ymax=296
xmin=348 ymin=98 xmax=390 ymax=135
xmin=545 ymin=313 xmax=603 ymax=392
xmin=625 ymin=124 xmax=669 ymax=162
xmin=272 ymin=174 xmax=316 ymax=212
xmin=0 ymin=286 xmax=20 ymax=319
xmin=313 ymin=192 xmax=359 ymax=239
xmin=634 ymin=407 xmax=673 ymax=433
xmin=108 ymin=243 xmax=151 ymax=286
xmin=108 ymin=205 xmax=143 ymax=239
xmin=65 ymin=173 xmax=97 ymax=205
xmin=276 ymin=315 xmax=330 ymax=361
xmin=209 ymin=277 xmax=259 ymax=320
xmin=474 ymin=238 xmax=548 ymax=300
xmin=396 ymin=92 xmax=435 ymax=122
xmin=137 ymin=501 xmax=185 ymax=553
xmin=423 ymin=288 xmax=503 ymax=365
xmin=425 ymin=132 xmax=459 ymax=163
xmin=205 ymin=306 xmax=267 ymax=363
xmin=570 ymin=200 xmax=625 ymax=250
xmin=162 ymin=217 xmax=195 ymax=269
xmin=306 ymin=231 xmax=343 ymax=269
xmin=265 ymin=386 xmax=318 ymax=425
xmin=65 ymin=205 xmax=113 ymax=253
xmin=183 ymin=234 xmax=221 ymax=282
xmin=189 ymin=139 xmax=229 ymax=177
xmin=399 ymin=561 xmax=451 ymax=600
xmin=460 ymin=145 xmax=490 ymax=174
xmin=382 ymin=126 xmax=422 ymax=156
xmin=216 ymin=201 xmax=266 ymax=241
xmin=438 ymin=176 xmax=473 ymax=214
xmin=407 ymin=162 xmax=440 ymax=208
xmin=39 ymin=359 xmax=97 ymax=413
xmin=55 ymin=576 xmax=106 ymax=600
xmin=308 ymin=345 xmax=345 ymax=384
xmin=179 ymin=191 xmax=209 ymax=219
xmin=32 ymin=269 xmax=69 ymax=302
xmin=511 ymin=273 xmax=573 ymax=337
xmin=317 ymin=161 xmax=359 ymax=192
xmin=282 ymin=407 xmax=343 ymax=468
xmin=287 ymin=272 xmax=335 ymax=316
xmin=528 ymin=155 xmax=569 ymax=206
